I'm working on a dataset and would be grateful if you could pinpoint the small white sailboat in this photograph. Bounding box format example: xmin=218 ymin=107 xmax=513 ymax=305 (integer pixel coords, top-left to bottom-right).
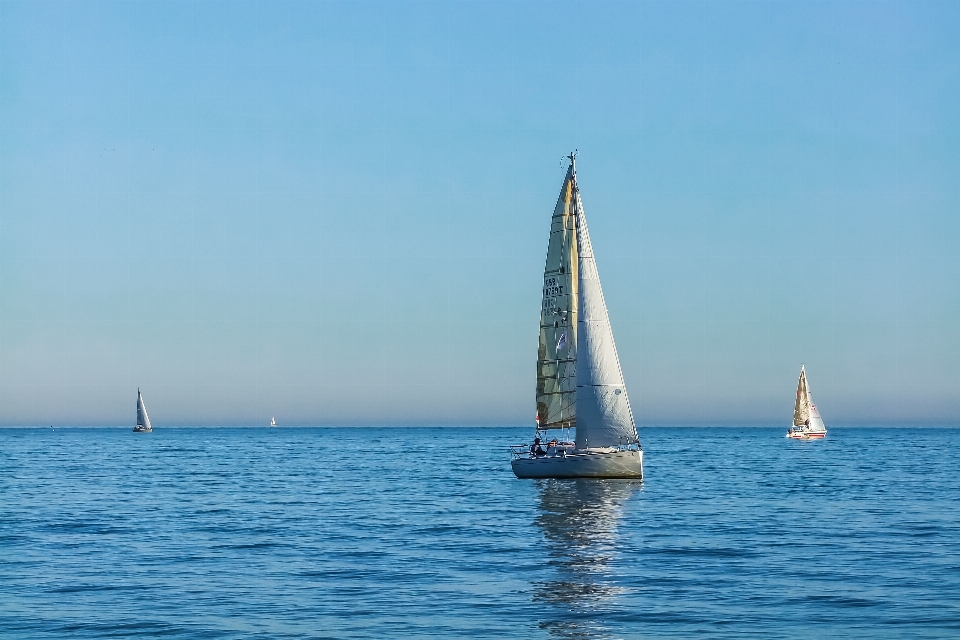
xmin=511 ymin=154 xmax=642 ymax=479
xmin=133 ymin=389 xmax=153 ymax=433
xmin=786 ymin=365 xmax=827 ymax=439
xmin=270 ymin=417 xmax=277 ymax=427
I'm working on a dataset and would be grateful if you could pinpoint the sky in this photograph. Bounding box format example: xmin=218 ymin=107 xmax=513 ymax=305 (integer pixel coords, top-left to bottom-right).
xmin=1 ymin=0 xmax=958 ymax=426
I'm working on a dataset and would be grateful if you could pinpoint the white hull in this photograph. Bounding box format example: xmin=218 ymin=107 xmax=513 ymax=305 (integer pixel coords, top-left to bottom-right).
xmin=786 ymin=428 xmax=825 ymax=440
xmin=512 ymin=449 xmax=642 ymax=479
xmin=132 ymin=426 xmax=152 ymax=433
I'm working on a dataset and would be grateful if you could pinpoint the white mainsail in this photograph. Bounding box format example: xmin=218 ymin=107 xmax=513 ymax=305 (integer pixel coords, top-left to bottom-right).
xmin=137 ymin=390 xmax=152 ymax=431
xmin=536 ymin=164 xmax=579 ymax=430
xmin=571 ymin=161 xmax=638 ymax=450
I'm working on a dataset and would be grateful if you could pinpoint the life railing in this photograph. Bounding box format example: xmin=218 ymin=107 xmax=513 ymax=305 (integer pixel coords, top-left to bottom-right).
xmin=509 ymin=442 xmax=641 ymax=459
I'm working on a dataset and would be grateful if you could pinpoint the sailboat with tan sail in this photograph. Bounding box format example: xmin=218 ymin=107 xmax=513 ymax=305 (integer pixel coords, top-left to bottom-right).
xmin=511 ymin=154 xmax=642 ymax=479
xmin=786 ymin=365 xmax=827 ymax=439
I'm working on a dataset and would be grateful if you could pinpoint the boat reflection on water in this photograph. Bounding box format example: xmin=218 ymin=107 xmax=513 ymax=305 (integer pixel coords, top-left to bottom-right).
xmin=533 ymin=479 xmax=642 ymax=638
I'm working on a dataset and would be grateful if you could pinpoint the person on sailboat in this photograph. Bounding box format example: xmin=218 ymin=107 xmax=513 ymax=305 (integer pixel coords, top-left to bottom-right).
xmin=531 ymin=437 xmax=546 ymax=457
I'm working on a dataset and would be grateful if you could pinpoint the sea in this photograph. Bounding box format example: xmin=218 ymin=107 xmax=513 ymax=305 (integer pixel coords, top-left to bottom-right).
xmin=2 ymin=426 xmax=960 ymax=639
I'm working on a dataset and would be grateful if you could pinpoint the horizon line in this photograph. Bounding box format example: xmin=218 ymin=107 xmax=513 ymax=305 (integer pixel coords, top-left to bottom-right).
xmin=3 ymin=422 xmax=959 ymax=429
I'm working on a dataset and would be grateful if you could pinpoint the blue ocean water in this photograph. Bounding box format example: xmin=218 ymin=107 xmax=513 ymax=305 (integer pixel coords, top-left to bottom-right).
xmin=2 ymin=426 xmax=960 ymax=639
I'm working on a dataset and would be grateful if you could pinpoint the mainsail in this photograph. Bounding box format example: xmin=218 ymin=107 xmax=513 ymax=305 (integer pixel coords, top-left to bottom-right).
xmin=570 ymin=160 xmax=638 ymax=449
xmin=793 ymin=367 xmax=810 ymax=427
xmin=137 ymin=390 xmax=152 ymax=431
xmin=536 ymin=164 xmax=579 ymax=430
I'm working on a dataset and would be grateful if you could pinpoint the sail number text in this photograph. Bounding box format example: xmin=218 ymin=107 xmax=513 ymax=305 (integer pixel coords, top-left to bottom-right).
xmin=543 ymin=277 xmax=564 ymax=298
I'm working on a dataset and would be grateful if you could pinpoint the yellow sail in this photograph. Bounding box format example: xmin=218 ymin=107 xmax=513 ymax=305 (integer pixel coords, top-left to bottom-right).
xmin=535 ymin=164 xmax=579 ymax=430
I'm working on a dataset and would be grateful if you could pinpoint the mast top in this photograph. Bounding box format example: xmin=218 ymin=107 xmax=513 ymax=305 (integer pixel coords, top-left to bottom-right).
xmin=567 ymin=150 xmax=578 ymax=172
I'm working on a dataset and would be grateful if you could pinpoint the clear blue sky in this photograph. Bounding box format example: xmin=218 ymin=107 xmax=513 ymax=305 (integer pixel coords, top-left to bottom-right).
xmin=1 ymin=0 xmax=958 ymax=426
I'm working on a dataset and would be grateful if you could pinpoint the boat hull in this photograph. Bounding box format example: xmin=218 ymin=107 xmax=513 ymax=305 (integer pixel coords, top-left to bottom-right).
xmin=512 ymin=449 xmax=643 ymax=479
xmin=786 ymin=431 xmax=825 ymax=440
xmin=132 ymin=426 xmax=152 ymax=433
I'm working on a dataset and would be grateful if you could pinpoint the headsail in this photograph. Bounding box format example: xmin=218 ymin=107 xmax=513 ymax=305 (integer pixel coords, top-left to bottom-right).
xmin=793 ymin=366 xmax=810 ymax=427
xmin=570 ymin=160 xmax=638 ymax=449
xmin=137 ymin=390 xmax=152 ymax=431
xmin=536 ymin=163 xmax=579 ymax=430
xmin=805 ymin=371 xmax=827 ymax=433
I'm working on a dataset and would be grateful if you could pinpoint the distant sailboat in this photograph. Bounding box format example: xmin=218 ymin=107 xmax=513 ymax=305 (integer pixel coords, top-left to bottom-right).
xmin=270 ymin=417 xmax=277 ymax=427
xmin=786 ymin=366 xmax=826 ymax=439
xmin=133 ymin=389 xmax=153 ymax=433
xmin=511 ymin=154 xmax=643 ymax=479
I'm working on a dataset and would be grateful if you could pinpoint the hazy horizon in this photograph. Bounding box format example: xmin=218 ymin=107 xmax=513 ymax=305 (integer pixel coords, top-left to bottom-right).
xmin=2 ymin=1 xmax=959 ymax=426
xmin=3 ymin=423 xmax=959 ymax=429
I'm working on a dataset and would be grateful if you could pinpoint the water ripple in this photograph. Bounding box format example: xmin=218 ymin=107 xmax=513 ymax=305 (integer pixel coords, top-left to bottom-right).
xmin=2 ymin=426 xmax=960 ymax=638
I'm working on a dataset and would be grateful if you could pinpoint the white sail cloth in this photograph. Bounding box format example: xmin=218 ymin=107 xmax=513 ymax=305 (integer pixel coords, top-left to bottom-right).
xmin=137 ymin=391 xmax=152 ymax=431
xmin=571 ymin=172 xmax=638 ymax=449
xmin=807 ymin=401 xmax=826 ymax=433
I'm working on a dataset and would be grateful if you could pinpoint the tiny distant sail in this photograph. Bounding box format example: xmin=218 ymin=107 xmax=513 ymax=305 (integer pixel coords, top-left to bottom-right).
xmin=571 ymin=167 xmax=638 ymax=450
xmin=137 ymin=391 xmax=152 ymax=431
xmin=793 ymin=367 xmax=810 ymax=427
xmin=536 ymin=164 xmax=579 ymax=430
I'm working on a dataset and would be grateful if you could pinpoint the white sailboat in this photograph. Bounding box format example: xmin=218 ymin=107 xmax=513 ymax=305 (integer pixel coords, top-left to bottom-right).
xmin=133 ymin=389 xmax=153 ymax=433
xmin=786 ymin=365 xmax=827 ymax=439
xmin=270 ymin=417 xmax=277 ymax=427
xmin=512 ymin=154 xmax=643 ymax=479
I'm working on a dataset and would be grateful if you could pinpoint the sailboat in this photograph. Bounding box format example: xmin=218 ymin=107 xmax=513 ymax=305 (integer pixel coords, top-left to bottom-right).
xmin=511 ymin=154 xmax=643 ymax=479
xmin=133 ymin=389 xmax=153 ymax=433
xmin=270 ymin=417 xmax=277 ymax=427
xmin=786 ymin=365 xmax=827 ymax=439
